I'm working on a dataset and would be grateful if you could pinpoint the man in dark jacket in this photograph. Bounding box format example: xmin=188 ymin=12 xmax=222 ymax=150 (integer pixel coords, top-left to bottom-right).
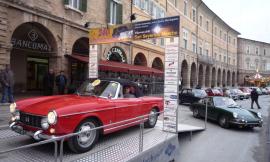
xmin=55 ymin=71 xmax=67 ymax=95
xmin=251 ymin=88 xmax=261 ymax=109
xmin=1 ymin=65 xmax=15 ymax=103
xmin=43 ymin=69 xmax=55 ymax=96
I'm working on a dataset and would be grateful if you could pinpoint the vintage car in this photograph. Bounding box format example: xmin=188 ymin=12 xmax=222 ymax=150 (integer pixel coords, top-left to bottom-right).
xmin=190 ymin=97 xmax=263 ymax=129
xmin=179 ymin=88 xmax=207 ymax=104
xmin=9 ymin=79 xmax=163 ymax=153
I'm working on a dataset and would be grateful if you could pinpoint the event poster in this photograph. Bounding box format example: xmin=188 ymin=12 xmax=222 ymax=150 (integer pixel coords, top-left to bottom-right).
xmin=163 ymin=37 xmax=179 ymax=133
xmin=89 ymin=44 xmax=98 ymax=78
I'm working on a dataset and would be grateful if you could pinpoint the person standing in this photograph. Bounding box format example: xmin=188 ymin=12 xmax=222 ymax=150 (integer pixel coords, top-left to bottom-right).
xmin=55 ymin=71 xmax=67 ymax=95
xmin=43 ymin=69 xmax=55 ymax=96
xmin=251 ymin=88 xmax=261 ymax=109
xmin=1 ymin=65 xmax=15 ymax=103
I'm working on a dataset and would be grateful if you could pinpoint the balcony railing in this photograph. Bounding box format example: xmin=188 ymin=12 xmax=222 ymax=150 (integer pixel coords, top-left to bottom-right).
xmin=197 ymin=55 xmax=214 ymax=65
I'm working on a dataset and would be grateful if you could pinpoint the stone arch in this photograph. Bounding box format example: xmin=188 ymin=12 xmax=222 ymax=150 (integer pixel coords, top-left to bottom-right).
xmin=227 ymin=70 xmax=231 ymax=87
xmin=222 ymin=69 xmax=226 ymax=87
xmin=190 ymin=62 xmax=197 ymax=88
xmin=212 ymin=67 xmax=216 ymax=87
xmin=198 ymin=64 xmax=204 ymax=87
xmin=72 ymin=37 xmax=89 ymax=55
xmin=152 ymin=57 xmax=164 ymax=70
xmin=217 ymin=68 xmax=221 ymax=87
xmin=10 ymin=22 xmax=57 ymax=91
xmin=181 ymin=60 xmax=189 ymax=88
xmin=134 ymin=53 xmax=147 ymax=66
xmin=205 ymin=66 xmax=211 ymax=87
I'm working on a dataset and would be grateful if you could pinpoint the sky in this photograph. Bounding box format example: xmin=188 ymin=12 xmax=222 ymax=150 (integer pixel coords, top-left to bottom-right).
xmin=203 ymin=0 xmax=270 ymax=43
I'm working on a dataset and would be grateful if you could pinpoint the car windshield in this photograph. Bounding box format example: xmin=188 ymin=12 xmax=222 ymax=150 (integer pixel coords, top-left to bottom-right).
xmin=193 ymin=89 xmax=207 ymax=98
xmin=213 ymin=97 xmax=238 ymax=107
xmin=77 ymin=80 xmax=119 ymax=98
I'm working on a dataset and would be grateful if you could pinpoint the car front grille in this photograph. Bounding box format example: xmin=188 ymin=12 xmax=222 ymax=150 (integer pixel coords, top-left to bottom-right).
xmin=20 ymin=112 xmax=43 ymax=128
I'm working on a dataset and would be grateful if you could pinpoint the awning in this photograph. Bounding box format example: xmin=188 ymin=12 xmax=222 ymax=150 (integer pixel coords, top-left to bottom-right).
xmin=65 ymin=54 xmax=164 ymax=76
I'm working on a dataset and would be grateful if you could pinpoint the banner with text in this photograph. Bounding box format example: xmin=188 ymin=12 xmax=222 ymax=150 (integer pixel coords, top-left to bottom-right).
xmin=89 ymin=44 xmax=98 ymax=78
xmin=163 ymin=37 xmax=180 ymax=133
xmin=89 ymin=16 xmax=179 ymax=44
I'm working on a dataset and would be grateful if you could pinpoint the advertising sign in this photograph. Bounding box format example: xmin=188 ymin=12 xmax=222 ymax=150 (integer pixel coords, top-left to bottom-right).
xmin=89 ymin=44 xmax=98 ymax=78
xmin=89 ymin=24 xmax=133 ymax=44
xmin=89 ymin=16 xmax=180 ymax=44
xmin=133 ymin=16 xmax=180 ymax=40
xmin=163 ymin=37 xmax=179 ymax=133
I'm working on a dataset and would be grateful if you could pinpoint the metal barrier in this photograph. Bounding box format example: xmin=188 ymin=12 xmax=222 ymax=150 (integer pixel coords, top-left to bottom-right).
xmin=0 ymin=111 xmax=163 ymax=162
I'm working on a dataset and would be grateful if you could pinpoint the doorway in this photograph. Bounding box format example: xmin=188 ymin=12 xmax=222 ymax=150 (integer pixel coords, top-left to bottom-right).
xmin=27 ymin=57 xmax=49 ymax=90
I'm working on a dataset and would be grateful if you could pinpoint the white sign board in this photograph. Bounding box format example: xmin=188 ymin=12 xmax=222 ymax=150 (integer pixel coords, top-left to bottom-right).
xmin=89 ymin=44 xmax=98 ymax=78
xmin=163 ymin=37 xmax=179 ymax=133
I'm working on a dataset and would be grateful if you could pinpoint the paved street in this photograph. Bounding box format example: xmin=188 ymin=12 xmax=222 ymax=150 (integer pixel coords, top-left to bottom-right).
xmin=0 ymin=96 xmax=269 ymax=161
xmin=178 ymin=95 xmax=270 ymax=162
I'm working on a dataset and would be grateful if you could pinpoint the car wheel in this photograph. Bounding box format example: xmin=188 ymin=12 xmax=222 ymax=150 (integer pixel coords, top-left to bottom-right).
xmin=192 ymin=108 xmax=200 ymax=118
xmin=68 ymin=119 xmax=100 ymax=153
xmin=218 ymin=115 xmax=229 ymax=128
xmin=144 ymin=108 xmax=158 ymax=128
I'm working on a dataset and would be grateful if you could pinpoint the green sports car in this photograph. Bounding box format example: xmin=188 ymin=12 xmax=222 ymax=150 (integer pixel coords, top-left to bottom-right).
xmin=190 ymin=96 xmax=263 ymax=128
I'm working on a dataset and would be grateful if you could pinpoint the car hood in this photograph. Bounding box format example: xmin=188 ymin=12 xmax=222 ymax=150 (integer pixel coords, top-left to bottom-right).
xmin=17 ymin=95 xmax=108 ymax=116
xmin=222 ymin=107 xmax=258 ymax=120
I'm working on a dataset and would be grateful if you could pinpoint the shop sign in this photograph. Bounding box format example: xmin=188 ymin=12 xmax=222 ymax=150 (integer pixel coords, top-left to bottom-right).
xmin=11 ymin=30 xmax=52 ymax=52
xmin=163 ymin=37 xmax=179 ymax=133
xmin=106 ymin=47 xmax=126 ymax=63
xmin=89 ymin=16 xmax=180 ymax=44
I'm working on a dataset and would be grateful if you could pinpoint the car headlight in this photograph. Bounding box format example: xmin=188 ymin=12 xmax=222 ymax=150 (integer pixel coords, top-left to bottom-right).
xmin=233 ymin=112 xmax=238 ymax=118
xmin=41 ymin=118 xmax=49 ymax=130
xmin=10 ymin=103 xmax=17 ymax=114
xmin=47 ymin=111 xmax=57 ymax=125
xmin=257 ymin=112 xmax=262 ymax=118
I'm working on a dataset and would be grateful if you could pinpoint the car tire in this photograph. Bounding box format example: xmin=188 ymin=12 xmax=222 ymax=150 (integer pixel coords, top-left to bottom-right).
xmin=218 ymin=115 xmax=229 ymax=128
xmin=144 ymin=108 xmax=158 ymax=128
xmin=192 ymin=108 xmax=200 ymax=118
xmin=68 ymin=118 xmax=100 ymax=153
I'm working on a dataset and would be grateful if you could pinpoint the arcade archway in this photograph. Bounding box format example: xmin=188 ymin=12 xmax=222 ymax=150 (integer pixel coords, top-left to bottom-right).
xmin=134 ymin=53 xmax=147 ymax=66
xmin=205 ymin=66 xmax=210 ymax=87
xmin=190 ymin=63 xmax=197 ymax=88
xmin=152 ymin=57 xmax=164 ymax=70
xmin=198 ymin=64 xmax=204 ymax=87
xmin=10 ymin=22 xmax=57 ymax=91
xmin=181 ymin=60 xmax=189 ymax=88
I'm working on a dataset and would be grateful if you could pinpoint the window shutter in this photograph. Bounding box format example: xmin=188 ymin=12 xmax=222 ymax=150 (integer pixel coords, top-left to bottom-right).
xmin=79 ymin=0 xmax=87 ymax=12
xmin=116 ymin=3 xmax=123 ymax=24
xmin=63 ymin=0 xmax=69 ymax=5
xmin=106 ymin=0 xmax=111 ymax=23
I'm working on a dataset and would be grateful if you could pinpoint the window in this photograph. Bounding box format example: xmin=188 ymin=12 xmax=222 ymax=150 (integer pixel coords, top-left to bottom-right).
xmin=65 ymin=0 xmax=87 ymax=12
xmin=228 ymin=57 xmax=231 ymax=64
xmin=192 ymin=8 xmax=196 ymax=22
xmin=134 ymin=0 xmax=140 ymax=7
xmin=233 ymin=39 xmax=236 ymax=46
xmin=224 ymin=34 xmax=227 ymax=41
xmin=199 ymin=15 xmax=202 ymax=26
xmin=144 ymin=0 xmax=149 ymax=11
xmin=183 ymin=29 xmax=188 ymax=49
xmin=220 ymin=30 xmax=222 ymax=39
xmin=169 ymin=0 xmax=177 ymax=7
xmin=223 ymin=56 xmax=226 ymax=63
xmin=206 ymin=21 xmax=209 ymax=31
xmin=205 ymin=49 xmax=209 ymax=56
xmin=233 ymin=59 xmax=235 ymax=65
xmin=214 ymin=53 xmax=217 ymax=59
xmin=214 ymin=27 xmax=217 ymax=35
xmin=184 ymin=0 xmax=188 ymax=16
xmin=108 ymin=0 xmax=123 ymax=25
xmin=247 ymin=46 xmax=250 ymax=54
xmin=228 ymin=36 xmax=231 ymax=43
xmin=152 ymin=38 xmax=157 ymax=44
xmin=256 ymin=47 xmax=259 ymax=55
xmin=264 ymin=49 xmax=266 ymax=55
xmin=246 ymin=62 xmax=250 ymax=69
xmin=151 ymin=2 xmax=157 ymax=18
xmin=160 ymin=38 xmax=165 ymax=46
xmin=199 ymin=47 xmax=202 ymax=55
xmin=192 ymin=34 xmax=196 ymax=53
xmin=219 ymin=55 xmax=221 ymax=61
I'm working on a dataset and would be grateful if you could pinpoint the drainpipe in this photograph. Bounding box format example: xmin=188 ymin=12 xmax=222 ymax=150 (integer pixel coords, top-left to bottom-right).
xmin=196 ymin=1 xmax=203 ymax=86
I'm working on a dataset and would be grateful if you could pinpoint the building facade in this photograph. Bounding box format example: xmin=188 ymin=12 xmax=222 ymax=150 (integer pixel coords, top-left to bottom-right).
xmin=237 ymin=38 xmax=270 ymax=85
xmin=0 ymin=0 xmax=241 ymax=94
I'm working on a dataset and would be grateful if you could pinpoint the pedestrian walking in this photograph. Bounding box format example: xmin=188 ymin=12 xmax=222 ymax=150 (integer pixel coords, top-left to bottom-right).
xmin=43 ymin=69 xmax=55 ymax=96
xmin=1 ymin=65 xmax=15 ymax=103
xmin=55 ymin=71 xmax=67 ymax=95
xmin=251 ymin=88 xmax=261 ymax=109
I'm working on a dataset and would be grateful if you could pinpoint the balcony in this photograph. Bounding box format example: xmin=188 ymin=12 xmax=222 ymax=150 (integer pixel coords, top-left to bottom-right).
xmin=197 ymin=55 xmax=214 ymax=65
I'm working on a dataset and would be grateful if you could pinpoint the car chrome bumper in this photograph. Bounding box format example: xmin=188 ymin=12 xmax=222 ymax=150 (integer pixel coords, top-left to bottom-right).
xmin=229 ymin=120 xmax=263 ymax=127
xmin=9 ymin=122 xmax=56 ymax=140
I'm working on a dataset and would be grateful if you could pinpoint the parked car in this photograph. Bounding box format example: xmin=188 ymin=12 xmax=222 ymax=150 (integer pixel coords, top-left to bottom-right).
xmin=260 ymin=88 xmax=268 ymax=95
xmin=190 ymin=97 xmax=263 ymax=129
xmin=179 ymin=88 xmax=207 ymax=104
xmin=205 ymin=88 xmax=223 ymax=96
xmin=239 ymin=87 xmax=251 ymax=99
xmin=235 ymin=89 xmax=245 ymax=100
xmin=265 ymin=87 xmax=270 ymax=94
xmin=227 ymin=89 xmax=239 ymax=100
xmin=9 ymin=79 xmax=163 ymax=153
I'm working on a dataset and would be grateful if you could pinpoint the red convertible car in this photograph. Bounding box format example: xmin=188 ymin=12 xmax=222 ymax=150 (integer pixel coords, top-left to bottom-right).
xmin=9 ymin=79 xmax=163 ymax=153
